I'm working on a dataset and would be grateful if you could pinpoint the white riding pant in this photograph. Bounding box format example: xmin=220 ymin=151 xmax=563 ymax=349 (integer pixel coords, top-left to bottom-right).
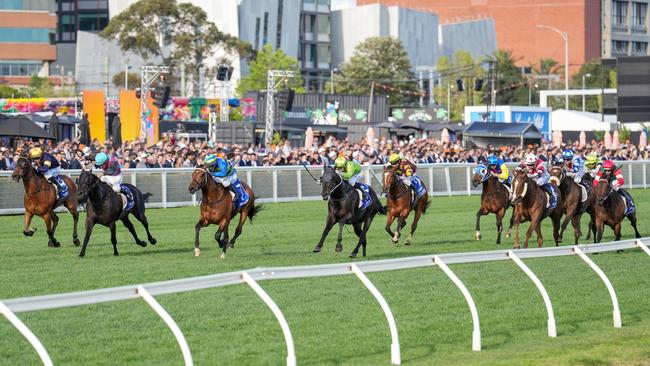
xmin=43 ymin=167 xmax=61 ymax=179
xmin=101 ymin=174 xmax=123 ymax=192
xmin=399 ymin=175 xmax=412 ymax=186
xmin=348 ymin=173 xmax=361 ymax=186
xmin=528 ymin=171 xmax=549 ymax=186
xmin=212 ymin=172 xmax=238 ymax=187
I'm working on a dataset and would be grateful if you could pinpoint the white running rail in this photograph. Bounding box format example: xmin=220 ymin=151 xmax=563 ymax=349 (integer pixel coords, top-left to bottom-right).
xmin=2 ymin=238 xmax=650 ymax=365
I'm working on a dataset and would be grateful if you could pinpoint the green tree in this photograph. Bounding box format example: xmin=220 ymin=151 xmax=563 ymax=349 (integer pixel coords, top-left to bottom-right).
xmin=28 ymin=75 xmax=54 ymax=97
xmin=112 ymin=71 xmax=142 ymax=90
xmin=0 ymin=85 xmax=26 ymax=98
xmin=332 ymin=37 xmax=417 ymax=106
xmin=236 ymin=44 xmax=304 ymax=96
xmin=492 ymin=49 xmax=527 ymax=106
xmin=433 ymin=51 xmax=485 ymax=120
xmin=101 ymin=0 xmax=251 ymax=96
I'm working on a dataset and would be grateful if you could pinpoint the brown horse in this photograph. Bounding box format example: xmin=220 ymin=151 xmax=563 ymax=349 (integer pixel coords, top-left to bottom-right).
xmin=11 ymin=156 xmax=80 ymax=248
xmin=382 ymin=167 xmax=430 ymax=245
xmin=188 ymin=168 xmax=262 ymax=259
xmin=548 ymin=166 xmax=596 ymax=244
xmin=510 ymin=168 xmax=563 ymax=248
xmin=471 ymin=164 xmax=513 ymax=244
xmin=594 ymin=178 xmax=642 ymax=242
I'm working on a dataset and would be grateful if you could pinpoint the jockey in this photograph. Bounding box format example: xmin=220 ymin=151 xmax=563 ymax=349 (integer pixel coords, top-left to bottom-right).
xmin=593 ymin=159 xmax=635 ymax=214
xmin=30 ymin=147 xmax=67 ymax=199
xmin=486 ymin=155 xmax=511 ymax=187
xmin=388 ymin=153 xmax=425 ymax=197
xmin=523 ymin=153 xmax=557 ymax=208
xmin=562 ymin=149 xmax=587 ymax=186
xmin=94 ymin=152 xmax=123 ymax=193
xmin=334 ymin=156 xmax=372 ymax=206
xmin=204 ymin=153 xmax=249 ymax=209
xmin=584 ymin=152 xmax=602 ymax=178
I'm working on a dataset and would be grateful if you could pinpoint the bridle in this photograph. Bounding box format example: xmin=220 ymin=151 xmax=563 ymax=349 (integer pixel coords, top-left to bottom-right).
xmin=511 ymin=172 xmax=529 ymax=204
xmin=596 ymin=178 xmax=612 ymax=203
xmin=192 ymin=167 xmax=227 ymax=204
xmin=14 ymin=156 xmax=51 ymax=195
xmin=77 ymin=170 xmax=100 ymax=198
xmin=322 ymin=168 xmax=344 ymax=201
xmin=382 ymin=169 xmax=410 ymax=198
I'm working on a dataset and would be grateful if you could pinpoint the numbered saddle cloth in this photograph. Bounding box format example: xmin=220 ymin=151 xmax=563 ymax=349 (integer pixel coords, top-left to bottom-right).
xmin=119 ymin=184 xmax=135 ymax=215
xmin=231 ymin=181 xmax=250 ymax=211
xmin=411 ymin=176 xmax=426 ymax=198
xmin=52 ymin=176 xmax=69 ymax=200
xmin=356 ymin=183 xmax=372 ymax=210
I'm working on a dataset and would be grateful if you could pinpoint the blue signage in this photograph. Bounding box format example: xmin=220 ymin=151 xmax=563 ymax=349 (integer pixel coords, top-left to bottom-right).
xmin=511 ymin=111 xmax=550 ymax=138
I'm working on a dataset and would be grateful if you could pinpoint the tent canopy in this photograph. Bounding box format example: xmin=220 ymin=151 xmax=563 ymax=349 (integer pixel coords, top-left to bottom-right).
xmin=463 ymin=122 xmax=543 ymax=139
xmin=0 ymin=114 xmax=54 ymax=139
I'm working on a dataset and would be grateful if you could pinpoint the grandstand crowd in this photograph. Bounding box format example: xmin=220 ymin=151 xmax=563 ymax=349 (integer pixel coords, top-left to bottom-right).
xmin=1 ymin=136 xmax=649 ymax=171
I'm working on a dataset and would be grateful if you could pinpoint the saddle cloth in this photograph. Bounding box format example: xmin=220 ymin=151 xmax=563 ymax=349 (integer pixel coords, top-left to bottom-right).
xmin=580 ymin=185 xmax=588 ymax=203
xmin=119 ymin=185 xmax=135 ymax=215
xmin=50 ymin=176 xmax=69 ymax=200
xmin=356 ymin=183 xmax=372 ymax=210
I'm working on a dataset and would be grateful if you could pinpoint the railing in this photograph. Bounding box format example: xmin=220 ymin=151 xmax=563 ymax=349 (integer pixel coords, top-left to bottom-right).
xmin=1 ymin=161 xmax=649 ymax=215
xmin=1 ymin=238 xmax=649 ymax=365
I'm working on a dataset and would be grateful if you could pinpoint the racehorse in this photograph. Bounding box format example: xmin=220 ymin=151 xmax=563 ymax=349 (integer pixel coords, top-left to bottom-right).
xmin=548 ymin=166 xmax=596 ymax=244
xmin=314 ymin=165 xmax=386 ymax=258
xmin=594 ymin=177 xmax=642 ymax=242
xmin=471 ymin=164 xmax=513 ymax=244
xmin=510 ymin=168 xmax=563 ymax=249
xmin=382 ymin=167 xmax=430 ymax=245
xmin=76 ymin=168 xmax=156 ymax=257
xmin=11 ymin=156 xmax=80 ymax=248
xmin=188 ymin=167 xmax=261 ymax=259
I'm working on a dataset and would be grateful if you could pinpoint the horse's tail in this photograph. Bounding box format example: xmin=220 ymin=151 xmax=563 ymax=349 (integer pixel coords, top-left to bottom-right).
xmin=422 ymin=200 xmax=432 ymax=214
xmin=247 ymin=204 xmax=263 ymax=223
xmin=142 ymin=192 xmax=153 ymax=202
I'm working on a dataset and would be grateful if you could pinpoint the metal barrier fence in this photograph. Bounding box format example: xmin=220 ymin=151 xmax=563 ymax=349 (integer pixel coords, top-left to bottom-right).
xmin=1 ymin=238 xmax=649 ymax=366
xmin=1 ymin=161 xmax=649 ymax=215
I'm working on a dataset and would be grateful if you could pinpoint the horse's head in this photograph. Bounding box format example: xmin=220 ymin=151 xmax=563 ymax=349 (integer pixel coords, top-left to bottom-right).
xmin=11 ymin=156 xmax=32 ymax=182
xmin=548 ymin=166 xmax=563 ymax=186
xmin=382 ymin=166 xmax=398 ymax=194
xmin=320 ymin=165 xmax=341 ymax=200
xmin=595 ymin=178 xmax=612 ymax=204
xmin=76 ymin=168 xmax=97 ymax=201
xmin=511 ymin=168 xmax=529 ymax=204
xmin=188 ymin=167 xmax=209 ymax=194
xmin=471 ymin=164 xmax=489 ymax=187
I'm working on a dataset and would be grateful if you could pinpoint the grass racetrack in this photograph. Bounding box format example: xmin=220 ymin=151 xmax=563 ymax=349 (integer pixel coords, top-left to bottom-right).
xmin=1 ymin=189 xmax=650 ymax=365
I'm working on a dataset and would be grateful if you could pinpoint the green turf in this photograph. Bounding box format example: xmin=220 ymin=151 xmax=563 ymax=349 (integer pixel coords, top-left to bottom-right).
xmin=1 ymin=190 xmax=649 ymax=365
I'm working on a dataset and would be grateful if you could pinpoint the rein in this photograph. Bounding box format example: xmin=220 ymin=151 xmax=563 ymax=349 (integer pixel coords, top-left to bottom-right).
xmin=194 ymin=168 xmax=227 ymax=205
xmin=384 ymin=171 xmax=410 ymax=199
xmin=17 ymin=157 xmax=53 ymax=196
xmin=596 ymin=179 xmax=613 ymax=203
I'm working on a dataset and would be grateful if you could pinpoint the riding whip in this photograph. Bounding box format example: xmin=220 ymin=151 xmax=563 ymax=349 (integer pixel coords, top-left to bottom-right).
xmin=302 ymin=163 xmax=321 ymax=184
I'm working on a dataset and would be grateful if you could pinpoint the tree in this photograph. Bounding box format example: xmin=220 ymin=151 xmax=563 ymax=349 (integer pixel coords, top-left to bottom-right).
xmin=101 ymin=0 xmax=252 ymax=96
xmin=0 ymin=85 xmax=26 ymax=98
xmin=333 ymin=37 xmax=416 ymax=106
xmin=236 ymin=44 xmax=303 ymax=96
xmin=112 ymin=71 xmax=142 ymax=90
xmin=491 ymin=49 xmax=527 ymax=106
xmin=434 ymin=51 xmax=485 ymax=120
xmin=28 ymin=75 xmax=55 ymax=97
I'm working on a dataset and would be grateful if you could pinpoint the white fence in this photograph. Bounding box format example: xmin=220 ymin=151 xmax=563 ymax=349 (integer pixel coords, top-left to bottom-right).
xmin=1 ymin=160 xmax=649 ymax=215
xmin=2 ymin=238 xmax=649 ymax=366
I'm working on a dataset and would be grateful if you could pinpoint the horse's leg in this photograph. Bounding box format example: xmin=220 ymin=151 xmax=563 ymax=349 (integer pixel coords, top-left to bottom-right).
xmin=405 ymin=208 xmax=423 ymax=246
xmin=43 ymin=212 xmax=60 ymax=248
xmin=335 ymin=222 xmax=344 ymax=252
xmin=360 ymin=215 xmax=374 ymax=257
xmin=23 ymin=211 xmax=36 ymax=236
xmin=218 ymin=219 xmax=230 ymax=259
xmin=314 ymin=215 xmax=335 ymax=253
xmin=385 ymin=211 xmax=396 ymax=241
xmin=513 ymin=216 xmax=521 ymax=249
xmin=193 ymin=218 xmax=208 ymax=256
xmin=524 ymin=216 xmax=540 ymax=249
xmin=558 ymin=208 xmax=575 ymax=243
xmin=534 ymin=222 xmax=544 ymax=248
xmin=551 ymin=211 xmax=562 ymax=247
xmin=122 ymin=215 xmax=147 ymax=247
xmin=475 ymin=207 xmax=486 ymax=241
xmin=349 ymin=222 xmax=364 ymax=258
xmin=595 ymin=220 xmax=605 ymax=243
xmin=586 ymin=211 xmax=597 ymax=243
xmin=495 ymin=207 xmax=506 ymax=245
xmin=132 ymin=209 xmax=156 ymax=245
xmin=228 ymin=211 xmax=248 ymax=249
xmin=65 ymin=200 xmax=81 ymax=246
xmin=627 ymin=213 xmax=642 ymax=238
xmin=614 ymin=222 xmax=622 ymax=241
xmin=394 ymin=216 xmax=407 ymax=244
xmin=109 ymin=222 xmax=119 ymax=256
xmin=79 ymin=218 xmax=95 ymax=258
xmin=506 ymin=208 xmax=515 ymax=238
xmin=571 ymin=213 xmax=582 ymax=245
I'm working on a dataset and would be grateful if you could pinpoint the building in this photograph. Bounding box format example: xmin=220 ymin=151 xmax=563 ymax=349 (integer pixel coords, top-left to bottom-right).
xmin=299 ymin=0 xmax=333 ymax=92
xmin=0 ymin=0 xmax=57 ymax=87
xmin=52 ymin=0 xmax=109 ymax=75
xmin=602 ymin=0 xmax=650 ymax=57
xmin=359 ymin=0 xmax=601 ymax=75
xmin=438 ymin=18 xmax=497 ymax=61
xmin=331 ymin=3 xmax=440 ymax=69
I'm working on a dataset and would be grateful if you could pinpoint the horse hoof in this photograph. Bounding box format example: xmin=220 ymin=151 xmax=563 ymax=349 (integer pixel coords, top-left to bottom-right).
xmin=404 ymin=241 xmax=411 ymax=246
xmin=23 ymin=230 xmax=35 ymax=237
xmin=137 ymin=240 xmax=147 ymax=247
xmin=79 ymin=254 xmax=85 ymax=259
xmin=513 ymin=244 xmax=521 ymax=249
xmin=392 ymin=240 xmax=399 ymax=245
xmin=192 ymin=249 xmax=202 ymax=257
xmin=73 ymin=238 xmax=81 ymax=247
xmin=313 ymin=246 xmax=322 ymax=253
xmin=220 ymin=252 xmax=226 ymax=259
xmin=475 ymin=231 xmax=481 ymax=241
xmin=229 ymin=243 xmax=234 ymax=249
xmin=335 ymin=245 xmax=343 ymax=253
xmin=349 ymin=253 xmax=358 ymax=259
xmin=149 ymin=238 xmax=157 ymax=245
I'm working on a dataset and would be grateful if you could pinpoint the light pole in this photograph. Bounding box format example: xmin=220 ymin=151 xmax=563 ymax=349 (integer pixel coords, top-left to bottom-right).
xmin=582 ymin=73 xmax=591 ymax=112
xmin=537 ymin=24 xmax=569 ymax=109
xmin=330 ymin=68 xmax=339 ymax=94
xmin=447 ymin=83 xmax=453 ymax=122
xmin=124 ymin=65 xmax=132 ymax=90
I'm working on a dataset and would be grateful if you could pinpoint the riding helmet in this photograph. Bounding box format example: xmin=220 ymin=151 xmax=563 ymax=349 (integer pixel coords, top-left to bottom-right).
xmin=204 ymin=154 xmax=217 ymax=165
xmin=334 ymin=157 xmax=346 ymax=168
xmin=602 ymin=160 xmax=615 ymax=171
xmin=524 ymin=153 xmax=537 ymax=165
xmin=388 ymin=153 xmax=401 ymax=164
xmin=562 ymin=149 xmax=574 ymax=160
xmin=487 ymin=155 xmax=498 ymax=166
xmin=94 ymin=152 xmax=108 ymax=166
xmin=29 ymin=147 xmax=43 ymax=159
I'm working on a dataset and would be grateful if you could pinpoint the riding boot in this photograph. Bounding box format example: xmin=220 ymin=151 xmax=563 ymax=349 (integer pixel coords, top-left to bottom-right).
xmin=353 ymin=183 xmax=365 ymax=202
xmin=542 ymin=183 xmax=557 ymax=208
xmin=618 ymin=188 xmax=636 ymax=215
xmin=48 ymin=177 xmax=63 ymax=201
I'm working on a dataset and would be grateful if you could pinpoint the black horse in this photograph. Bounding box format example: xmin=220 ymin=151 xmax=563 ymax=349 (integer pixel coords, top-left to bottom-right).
xmin=313 ymin=165 xmax=386 ymax=258
xmin=76 ymin=169 xmax=156 ymax=257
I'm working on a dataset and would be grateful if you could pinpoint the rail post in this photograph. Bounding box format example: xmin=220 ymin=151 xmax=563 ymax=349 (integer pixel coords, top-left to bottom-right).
xmin=573 ymin=247 xmax=621 ymax=328
xmin=0 ymin=301 xmax=53 ymax=366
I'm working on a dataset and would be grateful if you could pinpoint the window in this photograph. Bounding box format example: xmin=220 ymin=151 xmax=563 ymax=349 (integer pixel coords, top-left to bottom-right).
xmin=613 ymin=40 xmax=629 ymax=54
xmin=317 ymin=44 xmax=330 ymax=64
xmin=612 ymin=1 xmax=628 ymax=29
xmin=631 ymin=2 xmax=648 ymax=31
xmin=316 ymin=14 xmax=329 ymax=35
xmin=633 ymin=41 xmax=648 ymax=54
xmin=0 ymin=62 xmax=41 ymax=76
xmin=276 ymin=0 xmax=284 ymax=49
xmin=77 ymin=0 xmax=108 ymax=10
xmin=0 ymin=28 xmax=50 ymax=43
xmin=78 ymin=13 xmax=109 ymax=31
xmin=262 ymin=12 xmax=269 ymax=46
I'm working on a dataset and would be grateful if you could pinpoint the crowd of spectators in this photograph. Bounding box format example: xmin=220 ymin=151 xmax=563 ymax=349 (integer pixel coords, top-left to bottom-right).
xmin=1 ymin=135 xmax=649 ymax=171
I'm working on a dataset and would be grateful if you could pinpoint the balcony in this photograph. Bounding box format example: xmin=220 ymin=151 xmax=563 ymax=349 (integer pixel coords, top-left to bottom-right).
xmin=612 ymin=22 xmax=629 ymax=32
xmin=631 ymin=24 xmax=648 ymax=33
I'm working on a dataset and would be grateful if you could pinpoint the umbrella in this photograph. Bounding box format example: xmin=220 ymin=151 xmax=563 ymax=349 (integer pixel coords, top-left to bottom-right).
xmin=79 ymin=114 xmax=91 ymax=145
xmin=49 ymin=114 xmax=60 ymax=141
xmin=366 ymin=127 xmax=375 ymax=147
xmin=579 ymin=131 xmax=586 ymax=148
xmin=604 ymin=131 xmax=612 ymax=149
xmin=112 ymin=116 xmax=122 ymax=147
xmin=0 ymin=114 xmax=54 ymax=139
xmin=304 ymin=127 xmax=314 ymax=149
xmin=612 ymin=130 xmax=620 ymax=150
xmin=440 ymin=128 xmax=450 ymax=144
xmin=639 ymin=130 xmax=647 ymax=150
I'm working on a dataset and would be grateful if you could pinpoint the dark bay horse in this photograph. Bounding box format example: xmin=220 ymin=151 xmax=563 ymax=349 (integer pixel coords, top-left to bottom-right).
xmin=549 ymin=166 xmax=596 ymax=244
xmin=188 ymin=168 xmax=261 ymax=259
xmin=510 ymin=168 xmax=563 ymax=248
xmin=314 ymin=166 xmax=385 ymax=258
xmin=471 ymin=164 xmax=513 ymax=244
xmin=76 ymin=169 xmax=156 ymax=257
xmin=594 ymin=178 xmax=641 ymax=242
xmin=11 ymin=156 xmax=80 ymax=248
xmin=382 ymin=167 xmax=429 ymax=245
